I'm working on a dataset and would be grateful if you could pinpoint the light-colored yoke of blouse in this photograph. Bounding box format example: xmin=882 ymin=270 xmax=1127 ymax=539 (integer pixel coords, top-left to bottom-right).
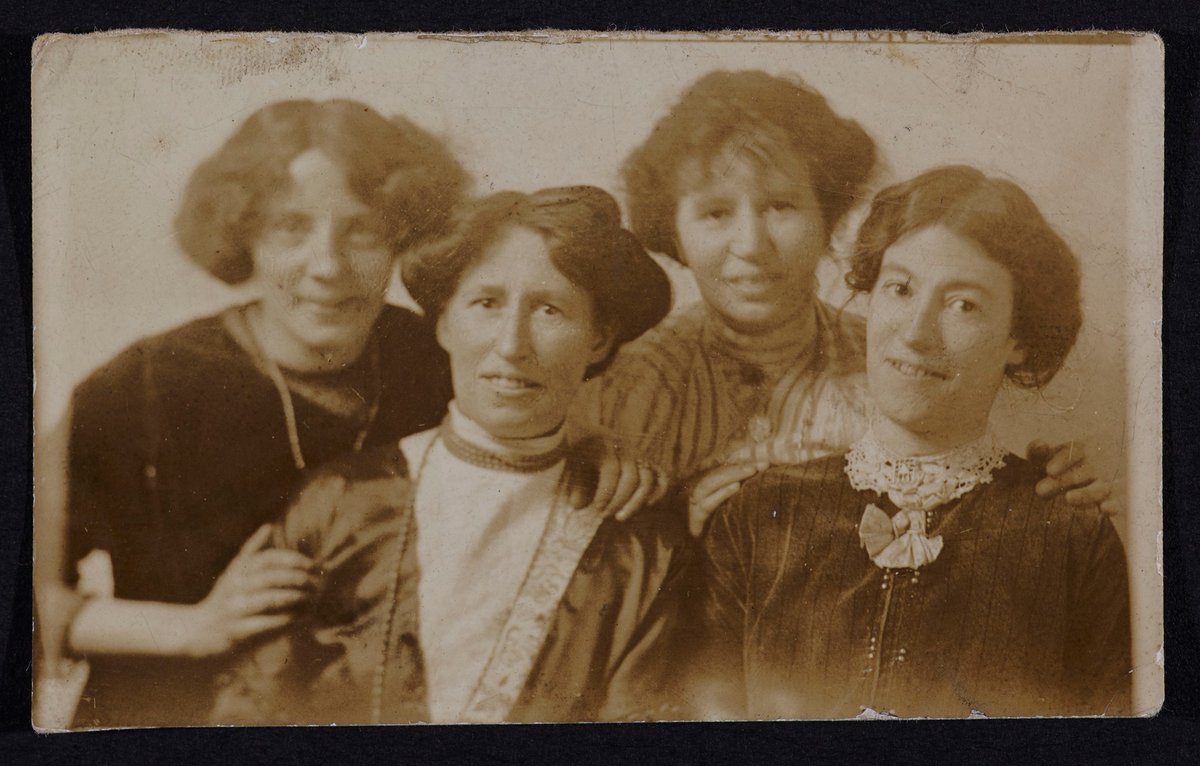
xmin=574 ymin=300 xmax=870 ymax=485
xmin=406 ymin=413 xmax=567 ymax=723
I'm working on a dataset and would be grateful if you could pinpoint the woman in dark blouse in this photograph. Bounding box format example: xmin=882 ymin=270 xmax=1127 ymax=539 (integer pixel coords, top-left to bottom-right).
xmin=35 ymin=99 xmax=466 ymax=727
xmin=693 ymin=165 xmax=1131 ymax=719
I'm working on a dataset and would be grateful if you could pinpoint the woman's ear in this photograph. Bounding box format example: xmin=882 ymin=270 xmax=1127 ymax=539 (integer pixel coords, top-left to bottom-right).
xmin=588 ymin=323 xmax=617 ymax=368
xmin=392 ymin=222 xmax=413 ymax=253
xmin=435 ymin=309 xmax=451 ymax=354
xmin=1006 ymin=338 xmax=1027 ymax=368
xmin=669 ymin=217 xmax=689 ymax=267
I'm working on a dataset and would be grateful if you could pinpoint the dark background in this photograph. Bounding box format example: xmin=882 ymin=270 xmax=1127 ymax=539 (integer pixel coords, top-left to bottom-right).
xmin=2 ymin=2 xmax=1197 ymax=763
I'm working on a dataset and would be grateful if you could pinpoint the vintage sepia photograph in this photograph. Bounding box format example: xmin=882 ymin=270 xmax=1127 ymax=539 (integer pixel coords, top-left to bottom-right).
xmin=30 ymin=30 xmax=1163 ymax=728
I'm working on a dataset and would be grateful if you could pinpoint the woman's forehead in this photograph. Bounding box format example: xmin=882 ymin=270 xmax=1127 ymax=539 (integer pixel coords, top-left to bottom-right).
xmin=882 ymin=225 xmax=1014 ymax=297
xmin=674 ymin=137 xmax=812 ymax=196
xmin=262 ymin=149 xmax=370 ymax=212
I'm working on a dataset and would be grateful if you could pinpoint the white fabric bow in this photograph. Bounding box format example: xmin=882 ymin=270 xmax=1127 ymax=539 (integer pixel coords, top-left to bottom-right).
xmin=858 ymin=503 xmax=944 ymax=570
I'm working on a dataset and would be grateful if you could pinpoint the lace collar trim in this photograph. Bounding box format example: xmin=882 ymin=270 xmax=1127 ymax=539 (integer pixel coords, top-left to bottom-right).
xmin=845 ymin=428 xmax=1008 ymax=512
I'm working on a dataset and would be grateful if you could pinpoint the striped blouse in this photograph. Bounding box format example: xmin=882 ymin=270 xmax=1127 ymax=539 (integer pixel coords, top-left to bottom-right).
xmin=575 ymin=300 xmax=870 ymax=484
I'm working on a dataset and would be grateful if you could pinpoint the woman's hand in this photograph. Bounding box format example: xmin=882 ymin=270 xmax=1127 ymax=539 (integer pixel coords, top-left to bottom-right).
xmin=565 ymin=435 xmax=671 ymax=521
xmin=686 ymin=461 xmax=768 ymax=537
xmin=66 ymin=527 xmax=318 ymax=660
xmin=1028 ymin=440 xmax=1119 ymax=513
xmin=184 ymin=525 xmax=318 ymax=658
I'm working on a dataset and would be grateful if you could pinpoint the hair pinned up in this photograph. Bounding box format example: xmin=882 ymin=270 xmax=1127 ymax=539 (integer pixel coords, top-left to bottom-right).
xmin=404 ymin=186 xmax=672 ymax=379
xmin=847 ymin=165 xmax=1082 ymax=388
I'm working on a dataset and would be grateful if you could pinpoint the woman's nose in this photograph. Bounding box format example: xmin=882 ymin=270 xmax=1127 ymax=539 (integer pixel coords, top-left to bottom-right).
xmin=728 ymin=206 xmax=770 ymax=261
xmin=494 ymin=307 xmax=533 ymax=360
xmin=900 ymin=297 xmax=943 ymax=351
xmin=304 ymin=222 xmax=344 ymax=279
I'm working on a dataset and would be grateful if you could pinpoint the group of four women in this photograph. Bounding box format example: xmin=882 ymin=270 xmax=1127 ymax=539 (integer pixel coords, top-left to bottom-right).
xmin=36 ymin=69 xmax=1130 ymax=726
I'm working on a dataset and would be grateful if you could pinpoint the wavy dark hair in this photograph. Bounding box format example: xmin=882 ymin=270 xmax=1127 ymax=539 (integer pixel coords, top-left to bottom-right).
xmin=621 ymin=70 xmax=877 ymax=262
xmin=174 ymin=99 xmax=469 ymax=284
xmin=847 ymin=165 xmax=1083 ymax=389
xmin=404 ymin=186 xmax=672 ymax=379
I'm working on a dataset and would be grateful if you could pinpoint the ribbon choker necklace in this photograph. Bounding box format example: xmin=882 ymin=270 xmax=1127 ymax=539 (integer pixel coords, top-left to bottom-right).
xmin=440 ymin=404 xmax=567 ymax=474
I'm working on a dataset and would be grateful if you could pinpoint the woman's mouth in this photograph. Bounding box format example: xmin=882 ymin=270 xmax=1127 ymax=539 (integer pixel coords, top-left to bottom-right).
xmin=887 ymin=358 xmax=950 ymax=380
xmin=295 ymin=295 xmax=364 ymax=314
xmin=726 ymin=273 xmax=783 ymax=297
xmin=482 ymin=374 xmax=542 ymax=393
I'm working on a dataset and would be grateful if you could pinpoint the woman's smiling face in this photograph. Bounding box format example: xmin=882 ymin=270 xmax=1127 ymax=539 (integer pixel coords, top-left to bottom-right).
xmin=249 ymin=148 xmax=394 ymax=368
xmin=436 ymin=225 xmax=613 ymax=440
xmin=672 ymin=144 xmax=827 ymax=335
xmin=867 ymin=224 xmax=1026 ymax=451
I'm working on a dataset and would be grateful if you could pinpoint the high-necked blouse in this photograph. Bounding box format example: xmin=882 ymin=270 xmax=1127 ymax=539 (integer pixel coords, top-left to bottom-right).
xmin=409 ymin=404 xmax=567 ymax=722
xmin=574 ymin=300 xmax=869 ymax=486
xmin=209 ymin=420 xmax=692 ymax=724
xmin=691 ymin=453 xmax=1132 ymax=719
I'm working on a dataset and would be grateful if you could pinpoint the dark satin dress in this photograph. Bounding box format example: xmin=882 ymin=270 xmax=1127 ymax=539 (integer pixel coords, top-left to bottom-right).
xmin=209 ymin=440 xmax=692 ymax=724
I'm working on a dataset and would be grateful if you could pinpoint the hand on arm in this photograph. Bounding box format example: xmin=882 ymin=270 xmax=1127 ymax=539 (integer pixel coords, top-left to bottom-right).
xmin=1028 ymin=439 xmax=1120 ymax=513
xmin=567 ymin=355 xmax=679 ymax=521
xmin=68 ymin=525 xmax=318 ymax=659
xmin=686 ymin=461 xmax=768 ymax=537
xmin=565 ymin=434 xmax=671 ymax=521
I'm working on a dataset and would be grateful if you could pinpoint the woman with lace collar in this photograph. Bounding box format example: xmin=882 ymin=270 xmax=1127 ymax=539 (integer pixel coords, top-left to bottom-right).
xmin=575 ymin=70 xmax=1113 ymax=537
xmin=689 ymin=166 xmax=1131 ymax=719
xmin=210 ymin=186 xmax=684 ymax=724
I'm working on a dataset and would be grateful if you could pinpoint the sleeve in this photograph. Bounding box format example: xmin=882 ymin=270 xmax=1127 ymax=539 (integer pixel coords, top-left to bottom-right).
xmin=686 ymin=489 xmax=757 ymax=718
xmin=207 ymin=472 xmax=350 ymax=724
xmin=571 ymin=348 xmax=683 ymax=480
xmin=272 ymin=471 xmax=350 ymax=558
xmin=209 ymin=452 xmax=412 ymax=725
xmin=65 ymin=351 xmax=152 ymax=575
xmin=34 ymin=408 xmax=87 ymax=676
xmin=598 ymin=505 xmax=700 ymax=721
xmin=1065 ymin=511 xmax=1134 ymax=715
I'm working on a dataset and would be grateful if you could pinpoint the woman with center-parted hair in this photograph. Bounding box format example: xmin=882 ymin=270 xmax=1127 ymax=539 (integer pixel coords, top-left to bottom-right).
xmin=690 ymin=166 xmax=1131 ymax=718
xmin=34 ymin=99 xmax=468 ymax=728
xmin=209 ymin=186 xmax=684 ymax=724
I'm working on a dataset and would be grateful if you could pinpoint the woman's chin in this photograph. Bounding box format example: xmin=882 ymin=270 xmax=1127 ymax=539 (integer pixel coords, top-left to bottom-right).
xmin=469 ymin=402 xmax=561 ymax=440
xmin=871 ymin=401 xmax=944 ymax=438
xmin=713 ymin=303 xmax=800 ymax=335
xmin=482 ymin=419 xmax=559 ymax=441
xmin=291 ymin=319 xmax=373 ymax=355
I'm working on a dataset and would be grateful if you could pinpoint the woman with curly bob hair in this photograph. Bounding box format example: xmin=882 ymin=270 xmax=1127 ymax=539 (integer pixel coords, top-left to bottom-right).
xmin=692 ymin=166 xmax=1131 ymax=718
xmin=210 ymin=187 xmax=683 ymax=724
xmin=37 ymin=99 xmax=468 ymax=727
xmin=579 ymin=69 xmax=1109 ymax=536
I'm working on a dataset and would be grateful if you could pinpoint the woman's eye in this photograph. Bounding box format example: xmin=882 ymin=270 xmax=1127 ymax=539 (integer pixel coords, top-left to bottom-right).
xmin=270 ymin=214 xmax=311 ymax=237
xmin=344 ymin=219 xmax=384 ymax=247
xmin=768 ymin=200 xmax=798 ymax=213
xmin=470 ymin=297 xmax=497 ymax=309
xmin=538 ymin=304 xmax=562 ymax=317
xmin=950 ymin=298 xmax=979 ymax=313
xmin=882 ymin=280 xmax=911 ymax=298
xmin=701 ymin=207 xmax=731 ymax=222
